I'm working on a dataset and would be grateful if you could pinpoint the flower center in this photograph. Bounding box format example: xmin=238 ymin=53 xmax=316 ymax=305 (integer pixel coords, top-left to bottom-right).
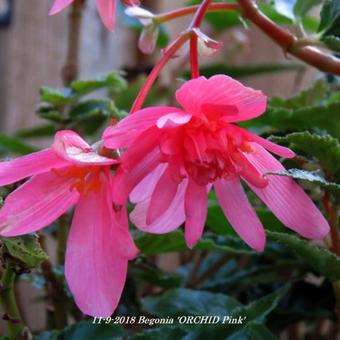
xmin=159 ymin=117 xmax=256 ymax=185
xmin=53 ymin=166 xmax=102 ymax=195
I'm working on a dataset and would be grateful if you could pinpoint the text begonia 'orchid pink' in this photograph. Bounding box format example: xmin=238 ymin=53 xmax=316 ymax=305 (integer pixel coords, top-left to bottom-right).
xmin=0 ymin=130 xmax=138 ymax=317
xmin=49 ymin=0 xmax=140 ymax=31
xmin=103 ymin=75 xmax=330 ymax=251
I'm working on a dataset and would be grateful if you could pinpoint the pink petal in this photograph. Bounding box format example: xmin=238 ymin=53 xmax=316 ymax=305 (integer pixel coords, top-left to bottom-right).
xmin=65 ymin=176 xmax=132 ymax=317
xmin=176 ymin=75 xmax=266 ymax=122
xmin=146 ymin=166 xmax=179 ymax=224
xmin=129 ymin=164 xmax=166 ymax=203
xmin=49 ymin=0 xmax=74 ymax=15
xmin=112 ymin=147 xmax=161 ymax=205
xmin=130 ymin=180 xmax=187 ymax=233
xmin=215 ymin=178 xmax=265 ymax=251
xmin=242 ymin=129 xmax=295 ymax=159
xmin=52 ymin=130 xmax=115 ymax=165
xmin=96 ymin=0 xmax=116 ymax=32
xmin=184 ymin=180 xmax=208 ymax=248
xmin=156 ymin=112 xmax=192 ymax=129
xmin=0 ymin=172 xmax=79 ymax=236
xmin=245 ymin=144 xmax=330 ymax=240
xmin=0 ymin=149 xmax=68 ymax=187
xmin=103 ymin=107 xmax=180 ymax=149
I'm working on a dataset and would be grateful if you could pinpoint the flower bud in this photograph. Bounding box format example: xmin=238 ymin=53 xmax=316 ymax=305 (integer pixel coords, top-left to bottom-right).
xmin=193 ymin=28 xmax=223 ymax=57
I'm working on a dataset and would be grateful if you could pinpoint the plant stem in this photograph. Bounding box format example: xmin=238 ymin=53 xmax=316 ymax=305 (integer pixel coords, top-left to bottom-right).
xmin=130 ymin=31 xmax=190 ymax=112
xmin=0 ymin=267 xmax=25 ymax=339
xmin=57 ymin=214 xmax=69 ymax=265
xmin=156 ymin=3 xmax=239 ymax=23
xmin=62 ymin=0 xmax=84 ymax=86
xmin=236 ymin=0 xmax=340 ymax=75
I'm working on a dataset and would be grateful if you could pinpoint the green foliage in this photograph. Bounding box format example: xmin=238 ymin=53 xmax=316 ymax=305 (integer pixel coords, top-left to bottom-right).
xmin=0 ymin=134 xmax=38 ymax=155
xmin=35 ymin=321 xmax=123 ymax=340
xmin=0 ymin=235 xmax=48 ymax=269
xmin=318 ymin=0 xmax=340 ymax=37
xmin=267 ymin=231 xmax=340 ymax=281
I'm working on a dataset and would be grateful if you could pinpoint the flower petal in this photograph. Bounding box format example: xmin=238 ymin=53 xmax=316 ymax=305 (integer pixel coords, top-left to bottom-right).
xmin=130 ymin=180 xmax=187 ymax=234
xmin=184 ymin=180 xmax=208 ymax=248
xmin=0 ymin=149 xmax=68 ymax=187
xmin=0 ymin=172 xmax=79 ymax=236
xmin=96 ymin=0 xmax=116 ymax=31
xmin=129 ymin=164 xmax=166 ymax=203
xmin=215 ymin=178 xmax=265 ymax=251
xmin=245 ymin=144 xmax=330 ymax=240
xmin=156 ymin=112 xmax=192 ymax=129
xmin=65 ymin=177 xmax=130 ymax=317
xmin=146 ymin=166 xmax=179 ymax=224
xmin=176 ymin=75 xmax=266 ymax=122
xmin=103 ymin=107 xmax=180 ymax=149
xmin=52 ymin=130 xmax=115 ymax=165
xmin=49 ymin=0 xmax=74 ymax=15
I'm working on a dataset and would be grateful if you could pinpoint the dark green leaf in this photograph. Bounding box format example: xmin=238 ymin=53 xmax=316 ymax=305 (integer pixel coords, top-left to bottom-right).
xmin=1 ymin=235 xmax=48 ymax=269
xmin=322 ymin=35 xmax=340 ymax=52
xmin=35 ymin=320 xmax=123 ymax=340
xmin=15 ymin=125 xmax=56 ymax=139
xmin=136 ymin=230 xmax=254 ymax=255
xmin=142 ymin=288 xmax=242 ymax=319
xmin=40 ymin=87 xmax=72 ymax=106
xmin=0 ymin=134 xmax=37 ymax=155
xmin=70 ymin=71 xmax=127 ymax=95
xmin=318 ymin=0 xmax=340 ymax=37
xmin=267 ymin=231 xmax=340 ymax=281
xmin=68 ymin=99 xmax=116 ymax=118
xmin=270 ymin=132 xmax=340 ymax=175
xmin=228 ymin=322 xmax=278 ymax=340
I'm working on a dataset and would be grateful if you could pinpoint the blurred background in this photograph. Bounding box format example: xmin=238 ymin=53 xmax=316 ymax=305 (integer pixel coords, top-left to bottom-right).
xmin=0 ymin=0 xmax=324 ymax=335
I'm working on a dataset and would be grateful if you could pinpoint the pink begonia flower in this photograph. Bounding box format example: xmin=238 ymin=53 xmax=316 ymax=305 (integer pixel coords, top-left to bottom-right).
xmin=103 ymin=75 xmax=330 ymax=252
xmin=0 ymin=130 xmax=138 ymax=317
xmin=49 ymin=0 xmax=140 ymax=31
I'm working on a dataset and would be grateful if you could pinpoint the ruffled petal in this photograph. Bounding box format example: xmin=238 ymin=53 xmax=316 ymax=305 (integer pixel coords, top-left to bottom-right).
xmin=129 ymin=164 xmax=166 ymax=203
xmin=0 ymin=172 xmax=79 ymax=236
xmin=0 ymin=149 xmax=68 ymax=187
xmin=96 ymin=0 xmax=116 ymax=31
xmin=156 ymin=112 xmax=192 ymax=129
xmin=65 ymin=174 xmax=135 ymax=317
xmin=184 ymin=180 xmax=208 ymax=248
xmin=52 ymin=130 xmax=115 ymax=165
xmin=103 ymin=107 xmax=180 ymax=149
xmin=146 ymin=166 xmax=179 ymax=224
xmin=49 ymin=0 xmax=74 ymax=15
xmin=130 ymin=180 xmax=187 ymax=234
xmin=215 ymin=178 xmax=265 ymax=251
xmin=245 ymin=144 xmax=330 ymax=240
xmin=176 ymin=75 xmax=266 ymax=122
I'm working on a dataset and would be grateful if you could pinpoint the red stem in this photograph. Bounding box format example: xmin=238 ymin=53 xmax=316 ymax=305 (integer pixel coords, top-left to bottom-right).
xmin=130 ymin=32 xmax=190 ymax=113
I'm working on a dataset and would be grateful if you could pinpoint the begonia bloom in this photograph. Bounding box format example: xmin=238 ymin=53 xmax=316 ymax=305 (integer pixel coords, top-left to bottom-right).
xmin=103 ymin=75 xmax=330 ymax=251
xmin=49 ymin=0 xmax=140 ymax=31
xmin=0 ymin=130 xmax=138 ymax=317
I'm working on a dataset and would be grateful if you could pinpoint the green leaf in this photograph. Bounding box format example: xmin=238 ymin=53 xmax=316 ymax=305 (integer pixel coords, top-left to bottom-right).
xmin=70 ymin=71 xmax=127 ymax=95
xmin=40 ymin=87 xmax=72 ymax=106
xmin=1 ymin=235 xmax=48 ymax=269
xmin=270 ymin=132 xmax=340 ymax=175
xmin=266 ymin=169 xmax=340 ymax=202
xmin=136 ymin=230 xmax=255 ymax=255
xmin=189 ymin=63 xmax=303 ymax=79
xmin=294 ymin=0 xmax=323 ymax=18
xmin=322 ymin=35 xmax=340 ymax=52
xmin=228 ymin=322 xmax=278 ymax=340
xmin=0 ymin=134 xmax=38 ymax=155
xmin=318 ymin=0 xmax=340 ymax=37
xmin=35 ymin=320 xmax=123 ymax=340
xmin=267 ymin=231 xmax=340 ymax=281
xmin=68 ymin=99 xmax=116 ymax=118
xmin=142 ymin=288 xmax=242 ymax=319
xmin=130 ymin=327 xmax=187 ymax=340
xmin=15 ymin=125 xmax=56 ymax=139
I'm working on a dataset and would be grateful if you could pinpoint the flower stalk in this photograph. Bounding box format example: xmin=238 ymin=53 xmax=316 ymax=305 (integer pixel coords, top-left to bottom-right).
xmin=0 ymin=267 xmax=26 ymax=339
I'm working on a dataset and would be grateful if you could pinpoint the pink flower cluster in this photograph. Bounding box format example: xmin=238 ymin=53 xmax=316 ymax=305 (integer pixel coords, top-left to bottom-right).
xmin=0 ymin=75 xmax=330 ymax=317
